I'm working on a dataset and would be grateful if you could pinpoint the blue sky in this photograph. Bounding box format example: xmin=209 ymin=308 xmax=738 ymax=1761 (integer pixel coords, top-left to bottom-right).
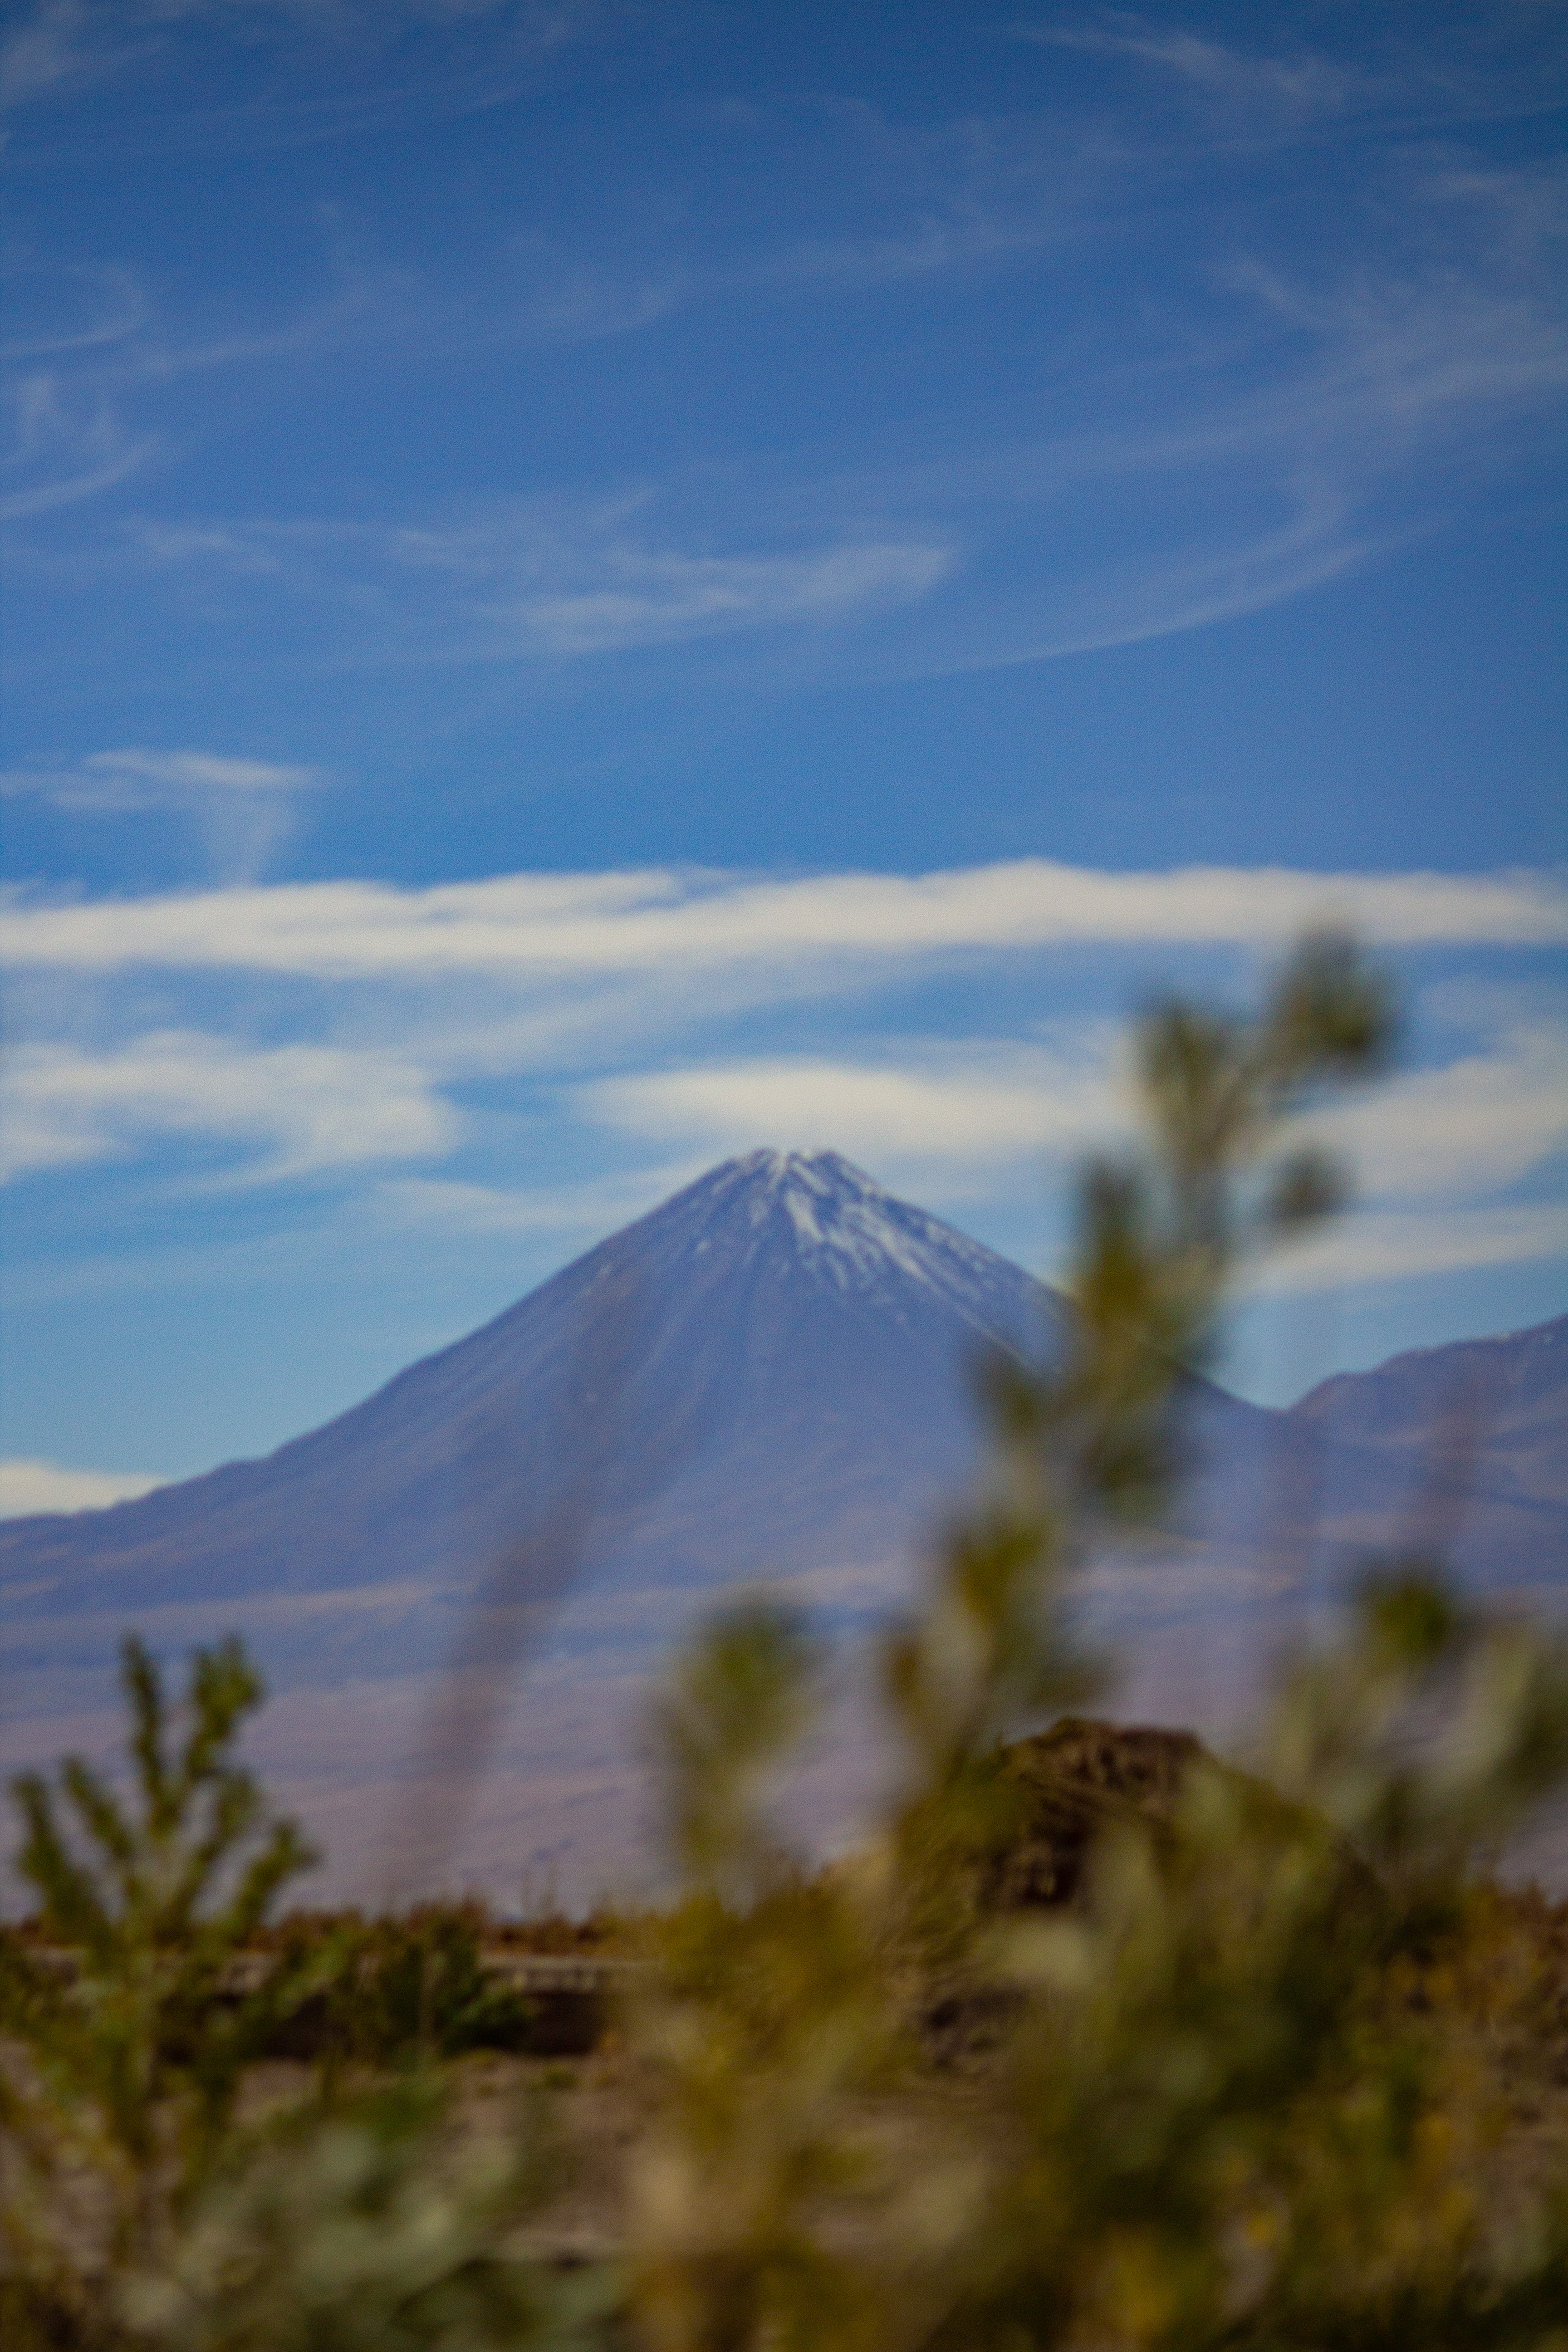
xmin=1 ymin=0 xmax=1564 ymax=1508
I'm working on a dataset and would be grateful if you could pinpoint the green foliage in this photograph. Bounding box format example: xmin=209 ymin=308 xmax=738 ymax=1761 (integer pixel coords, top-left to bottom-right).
xmin=945 ymin=1577 xmax=1568 ymax=2350
xmin=0 ymin=1679 xmax=576 ymax=2348
xmin=122 ymin=2074 xmax=617 ymax=2352
xmin=621 ymin=935 xmax=1568 ymax=2351
xmin=1063 ymin=929 xmax=1392 ymax=1494
xmin=652 ymin=1602 xmax=825 ymax=1909
xmin=12 ymin=1638 xmax=311 ymax=1957
xmin=313 ymin=1907 xmax=541 ymax=2066
xmin=0 ymin=1636 xmax=323 ymax=2337
xmin=1267 ymin=1562 xmax=1568 ymax=1894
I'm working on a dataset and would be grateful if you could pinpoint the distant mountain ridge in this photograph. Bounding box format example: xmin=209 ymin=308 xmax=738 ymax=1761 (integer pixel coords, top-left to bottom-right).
xmin=1294 ymin=1315 xmax=1568 ymax=1514
xmin=2 ymin=1152 xmax=1562 ymax=1900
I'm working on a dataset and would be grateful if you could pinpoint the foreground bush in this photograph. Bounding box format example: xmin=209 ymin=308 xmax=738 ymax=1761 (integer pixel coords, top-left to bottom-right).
xmin=622 ymin=934 xmax=1568 ymax=2350
xmin=0 ymin=1636 xmax=326 ymax=2341
xmin=123 ymin=2074 xmax=617 ymax=2352
xmin=267 ymin=1906 xmax=541 ymax=2066
xmin=0 ymin=1650 xmax=618 ymax=2349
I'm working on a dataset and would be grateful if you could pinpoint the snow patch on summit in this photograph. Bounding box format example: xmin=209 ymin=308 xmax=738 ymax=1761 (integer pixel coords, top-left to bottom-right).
xmin=782 ymin=1186 xmax=825 ymax=1247
xmin=701 ymin=1149 xmax=1043 ymax=1330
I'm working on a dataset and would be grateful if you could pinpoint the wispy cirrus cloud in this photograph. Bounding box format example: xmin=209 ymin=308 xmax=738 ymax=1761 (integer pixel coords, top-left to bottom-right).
xmin=1 ymin=0 xmax=125 ymax=109
xmin=0 ymin=260 xmax=156 ymax=517
xmin=6 ymin=19 xmax=1562 ymax=693
xmin=509 ymin=537 xmax=954 ymax=656
xmin=0 ymin=246 xmax=387 ymax=525
xmin=1016 ymin=11 xmax=1568 ymax=142
xmin=0 ymin=262 xmax=146 ymax=360
xmin=2 ymin=747 xmax=327 ymax=880
xmin=68 ymin=749 xmax=322 ymax=798
xmin=2 ymin=747 xmax=325 ymax=806
xmin=1 ymin=0 xmax=600 ymax=121
xmin=1022 ymin=16 xmax=1362 ymax=127
xmin=0 ymin=365 xmax=155 ymax=519
xmin=121 ymin=502 xmax=957 ymax=662
xmin=0 ymin=1031 xmax=456 ymax=1183
xmin=95 ymin=207 xmax=1566 ymax=679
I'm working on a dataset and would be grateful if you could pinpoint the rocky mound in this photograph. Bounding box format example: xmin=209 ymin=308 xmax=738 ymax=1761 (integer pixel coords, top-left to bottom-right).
xmin=985 ymin=1717 xmax=1209 ymax=1910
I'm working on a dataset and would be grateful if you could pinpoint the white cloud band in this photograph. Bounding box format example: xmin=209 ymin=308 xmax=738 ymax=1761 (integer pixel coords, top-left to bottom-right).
xmin=1247 ymin=1204 xmax=1568 ymax=1297
xmin=0 ymin=1032 xmax=457 ymax=1182
xmin=0 ymin=1459 xmax=165 ymax=1518
xmin=586 ymin=1045 xmax=1117 ymax=1166
xmin=4 ymin=859 xmax=1564 ymax=979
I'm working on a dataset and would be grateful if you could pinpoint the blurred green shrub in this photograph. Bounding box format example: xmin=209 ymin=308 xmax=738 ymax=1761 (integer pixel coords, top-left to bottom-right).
xmin=0 ymin=1636 xmax=324 ymax=2343
xmin=623 ymin=936 xmax=1568 ymax=2351
xmin=316 ymin=1906 xmax=540 ymax=2065
xmin=122 ymin=2073 xmax=617 ymax=2352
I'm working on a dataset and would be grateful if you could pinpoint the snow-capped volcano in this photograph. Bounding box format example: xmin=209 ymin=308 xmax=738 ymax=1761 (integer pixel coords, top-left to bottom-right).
xmin=0 ymin=1151 xmax=1066 ymax=1663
